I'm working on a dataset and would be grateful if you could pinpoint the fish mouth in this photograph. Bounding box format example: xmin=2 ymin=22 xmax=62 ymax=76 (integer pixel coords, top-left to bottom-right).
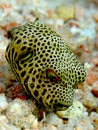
xmin=54 ymin=101 xmax=72 ymax=111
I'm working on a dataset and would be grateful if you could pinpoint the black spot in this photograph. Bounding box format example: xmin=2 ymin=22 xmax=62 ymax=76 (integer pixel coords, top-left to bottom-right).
xmin=33 ymin=70 xmax=37 ymax=75
xmin=53 ymin=87 xmax=56 ymax=90
xmin=23 ymin=41 xmax=27 ymax=44
xmin=52 ymin=95 xmax=55 ymax=98
xmin=35 ymin=56 xmax=38 ymax=60
xmin=36 ymin=74 xmax=39 ymax=78
xmin=34 ymin=90 xmax=39 ymax=97
xmin=51 ymin=91 xmax=54 ymax=94
xmin=37 ymin=48 xmax=39 ymax=51
xmin=16 ymin=61 xmax=22 ymax=71
xmin=34 ymin=44 xmax=36 ymax=48
xmin=38 ymin=42 xmax=40 ymax=46
xmin=28 ymin=63 xmax=33 ymax=67
xmin=29 ymin=27 xmax=32 ymax=30
xmin=23 ymin=35 xmax=26 ymax=38
xmin=34 ymin=38 xmax=38 ymax=42
xmin=47 ymin=59 xmax=49 ymax=62
xmin=43 ymin=33 xmax=46 ymax=36
xmin=24 ymin=31 xmax=28 ymax=34
xmin=39 ymin=97 xmax=43 ymax=103
xmin=49 ymin=46 xmax=52 ymax=49
xmin=40 ymin=47 xmax=43 ymax=50
xmin=36 ymin=85 xmax=40 ymax=89
xmin=46 ymin=37 xmax=49 ymax=39
xmin=32 ymin=77 xmax=35 ymax=82
xmin=50 ymin=99 xmax=53 ymax=103
xmin=16 ymin=32 xmax=19 ymax=34
xmin=14 ymin=52 xmax=17 ymax=59
xmin=14 ymin=36 xmax=18 ymax=41
xmin=20 ymin=33 xmax=23 ymax=36
xmin=21 ymin=71 xmax=26 ymax=77
xmin=38 ymin=68 xmax=41 ymax=71
xmin=39 ymin=30 xmax=43 ymax=33
xmin=40 ymin=37 xmax=44 ymax=40
xmin=45 ymin=30 xmax=48 ymax=33
xmin=18 ymin=65 xmax=22 ymax=71
xmin=35 ymin=27 xmax=39 ymax=30
xmin=23 ymin=64 xmax=27 ymax=67
xmin=46 ymin=95 xmax=50 ymax=99
xmin=48 ymin=85 xmax=51 ymax=87
xmin=42 ymin=89 xmax=47 ymax=96
xmin=47 ymin=33 xmax=50 ymax=36
xmin=46 ymin=103 xmax=49 ymax=107
xmin=47 ymin=41 xmax=50 ymax=45
xmin=45 ymin=53 xmax=48 ymax=56
xmin=42 ymin=84 xmax=45 ymax=87
xmin=42 ymin=43 xmax=45 ymax=46
xmin=50 ymin=55 xmax=52 ymax=58
xmin=54 ymin=43 xmax=56 ymax=47
xmin=44 ymin=40 xmax=46 ymax=42
xmin=42 ymin=58 xmax=46 ymax=62
xmin=27 ymin=47 xmax=32 ymax=51
xmin=36 ymin=33 xmax=41 ymax=36
xmin=55 ymin=99 xmax=57 ymax=103
xmin=8 ymin=51 xmax=10 ymax=61
xmin=21 ymin=46 xmax=26 ymax=51
xmin=20 ymin=60 xmax=25 ymax=64
xmin=82 ymin=72 xmax=85 ymax=75
xmin=38 ymin=79 xmax=42 ymax=83
xmin=45 ymin=46 xmax=47 ymax=49
xmin=29 ymin=43 xmax=33 ymax=46
xmin=30 ymin=83 xmax=34 ymax=89
xmin=78 ymin=76 xmax=81 ymax=80
xmin=40 ymin=63 xmax=43 ymax=66
xmin=55 ymin=91 xmax=57 ymax=94
xmin=47 ymin=49 xmax=51 ymax=52
xmin=32 ymin=35 xmax=34 ymax=38
xmin=42 ymin=50 xmax=45 ymax=53
xmin=12 ymin=48 xmax=15 ymax=54
xmin=29 ymin=68 xmax=33 ymax=73
xmin=44 ymin=80 xmax=49 ymax=83
xmin=34 ymin=30 xmax=37 ymax=33
xmin=35 ymin=64 xmax=39 ymax=67
xmin=16 ymin=39 xmax=21 ymax=44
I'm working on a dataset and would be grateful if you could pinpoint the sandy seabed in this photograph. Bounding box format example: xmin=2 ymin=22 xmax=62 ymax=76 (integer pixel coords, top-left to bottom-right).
xmin=0 ymin=0 xmax=98 ymax=130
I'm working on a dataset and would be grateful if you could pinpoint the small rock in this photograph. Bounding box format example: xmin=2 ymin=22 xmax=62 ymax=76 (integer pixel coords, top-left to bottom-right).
xmin=56 ymin=101 xmax=85 ymax=119
xmin=55 ymin=5 xmax=75 ymax=21
xmin=94 ymin=35 xmax=98 ymax=49
xmin=6 ymin=99 xmax=32 ymax=117
xmin=91 ymin=86 xmax=98 ymax=98
xmin=93 ymin=14 xmax=98 ymax=23
xmin=0 ymin=93 xmax=8 ymax=112
xmin=46 ymin=112 xmax=62 ymax=126
xmin=69 ymin=20 xmax=79 ymax=28
xmin=0 ymin=115 xmax=20 ymax=130
xmin=86 ymin=70 xmax=98 ymax=86
xmin=40 ymin=124 xmax=57 ymax=130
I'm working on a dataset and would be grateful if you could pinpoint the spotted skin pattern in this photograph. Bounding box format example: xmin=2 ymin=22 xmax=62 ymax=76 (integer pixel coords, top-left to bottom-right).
xmin=5 ymin=20 xmax=86 ymax=111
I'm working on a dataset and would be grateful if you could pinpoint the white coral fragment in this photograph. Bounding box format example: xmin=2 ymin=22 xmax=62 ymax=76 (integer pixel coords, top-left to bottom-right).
xmin=0 ymin=115 xmax=20 ymax=130
xmin=46 ymin=112 xmax=62 ymax=126
xmin=6 ymin=99 xmax=31 ymax=117
xmin=0 ymin=94 xmax=8 ymax=112
xmin=56 ymin=101 xmax=85 ymax=119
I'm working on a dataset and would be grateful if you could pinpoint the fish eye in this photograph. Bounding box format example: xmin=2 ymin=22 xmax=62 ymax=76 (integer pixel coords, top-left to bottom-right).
xmin=46 ymin=68 xmax=60 ymax=83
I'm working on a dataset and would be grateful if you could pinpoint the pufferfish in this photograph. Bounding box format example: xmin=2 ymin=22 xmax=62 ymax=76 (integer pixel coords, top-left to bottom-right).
xmin=5 ymin=19 xmax=86 ymax=111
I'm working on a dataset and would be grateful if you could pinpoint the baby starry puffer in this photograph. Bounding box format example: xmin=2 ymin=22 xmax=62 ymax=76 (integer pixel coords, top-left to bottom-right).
xmin=5 ymin=19 xmax=86 ymax=111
